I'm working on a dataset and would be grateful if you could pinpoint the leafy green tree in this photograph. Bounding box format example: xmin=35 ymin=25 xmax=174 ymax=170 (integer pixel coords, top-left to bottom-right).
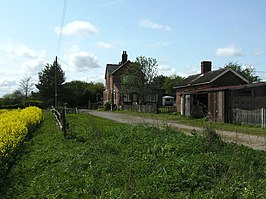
xmin=163 ymin=75 xmax=184 ymax=96
xmin=223 ymin=61 xmax=261 ymax=83
xmin=1 ymin=90 xmax=24 ymax=107
xmin=121 ymin=56 xmax=159 ymax=104
xmin=36 ymin=59 xmax=65 ymax=107
xmin=63 ymin=81 xmax=104 ymax=107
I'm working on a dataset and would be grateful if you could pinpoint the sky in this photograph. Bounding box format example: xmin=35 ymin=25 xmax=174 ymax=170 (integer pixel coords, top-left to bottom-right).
xmin=0 ymin=0 xmax=266 ymax=97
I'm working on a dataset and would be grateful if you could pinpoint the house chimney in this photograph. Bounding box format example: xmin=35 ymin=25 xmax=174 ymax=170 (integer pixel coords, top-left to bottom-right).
xmin=122 ymin=51 xmax=128 ymax=63
xmin=201 ymin=61 xmax=212 ymax=74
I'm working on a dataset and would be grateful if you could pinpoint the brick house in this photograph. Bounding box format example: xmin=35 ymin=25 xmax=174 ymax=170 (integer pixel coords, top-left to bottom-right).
xmin=103 ymin=51 xmax=163 ymax=109
xmin=174 ymin=61 xmax=249 ymax=121
xmin=103 ymin=51 xmax=130 ymax=107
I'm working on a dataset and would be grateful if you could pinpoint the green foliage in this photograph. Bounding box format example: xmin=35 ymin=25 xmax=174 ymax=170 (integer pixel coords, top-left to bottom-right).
xmin=63 ymin=81 xmax=104 ymax=108
xmin=0 ymin=90 xmax=24 ymax=108
xmin=163 ymin=75 xmax=184 ymax=96
xmin=1 ymin=112 xmax=266 ymax=198
xmin=22 ymin=99 xmax=44 ymax=108
xmin=202 ymin=124 xmax=224 ymax=152
xmin=223 ymin=61 xmax=261 ymax=83
xmin=121 ymin=56 xmax=159 ymax=104
xmin=103 ymin=102 xmax=111 ymax=111
xmin=36 ymin=59 xmax=66 ymax=107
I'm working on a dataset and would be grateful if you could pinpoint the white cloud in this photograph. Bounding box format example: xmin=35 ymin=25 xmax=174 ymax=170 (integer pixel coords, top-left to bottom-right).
xmin=55 ymin=21 xmax=98 ymax=36
xmin=0 ymin=55 xmax=3 ymax=65
xmin=158 ymin=65 xmax=178 ymax=76
xmin=150 ymin=41 xmax=172 ymax=48
xmin=215 ymin=46 xmax=244 ymax=57
xmin=67 ymin=50 xmax=100 ymax=70
xmin=0 ymin=80 xmax=16 ymax=87
xmin=20 ymin=59 xmax=46 ymax=75
xmin=253 ymin=48 xmax=265 ymax=56
xmin=0 ymin=79 xmax=17 ymax=97
xmin=97 ymin=42 xmax=113 ymax=49
xmin=94 ymin=0 xmax=125 ymax=8
xmin=7 ymin=46 xmax=46 ymax=59
xmin=139 ymin=19 xmax=172 ymax=31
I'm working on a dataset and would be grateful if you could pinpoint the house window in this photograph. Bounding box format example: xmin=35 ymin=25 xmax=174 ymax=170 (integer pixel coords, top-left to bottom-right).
xmin=147 ymin=94 xmax=158 ymax=102
xmin=123 ymin=94 xmax=131 ymax=102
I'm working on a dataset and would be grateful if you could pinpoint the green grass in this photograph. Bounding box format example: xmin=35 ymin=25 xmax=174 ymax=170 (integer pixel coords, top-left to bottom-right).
xmin=116 ymin=110 xmax=266 ymax=136
xmin=1 ymin=111 xmax=266 ymax=198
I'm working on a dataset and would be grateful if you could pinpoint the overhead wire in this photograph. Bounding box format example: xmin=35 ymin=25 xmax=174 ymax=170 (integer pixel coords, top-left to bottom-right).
xmin=56 ymin=0 xmax=68 ymax=56
xmin=57 ymin=57 xmax=92 ymax=75
xmin=55 ymin=0 xmax=93 ymax=76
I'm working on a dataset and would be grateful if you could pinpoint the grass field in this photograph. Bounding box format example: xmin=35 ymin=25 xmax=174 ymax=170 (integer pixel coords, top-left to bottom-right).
xmin=117 ymin=110 xmax=266 ymax=136
xmin=1 ymin=111 xmax=266 ymax=198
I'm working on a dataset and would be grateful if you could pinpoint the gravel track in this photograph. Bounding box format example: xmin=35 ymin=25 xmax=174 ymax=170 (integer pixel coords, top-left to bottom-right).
xmin=88 ymin=110 xmax=266 ymax=151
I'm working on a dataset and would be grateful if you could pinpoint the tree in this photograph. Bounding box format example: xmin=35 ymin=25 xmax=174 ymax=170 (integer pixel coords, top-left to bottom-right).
xmin=19 ymin=76 xmax=34 ymax=99
xmin=121 ymin=56 xmax=159 ymax=104
xmin=223 ymin=61 xmax=261 ymax=83
xmin=2 ymin=90 xmax=24 ymax=106
xmin=163 ymin=75 xmax=184 ymax=96
xmin=36 ymin=59 xmax=65 ymax=107
xmin=63 ymin=81 xmax=104 ymax=107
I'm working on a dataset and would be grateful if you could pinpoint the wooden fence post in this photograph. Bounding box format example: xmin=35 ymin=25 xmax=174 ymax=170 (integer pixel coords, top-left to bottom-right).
xmin=262 ymin=108 xmax=265 ymax=128
xmin=62 ymin=105 xmax=67 ymax=137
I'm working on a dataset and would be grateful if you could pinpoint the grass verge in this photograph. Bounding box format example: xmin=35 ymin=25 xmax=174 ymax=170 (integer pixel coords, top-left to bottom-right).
xmin=115 ymin=110 xmax=266 ymax=136
xmin=1 ymin=111 xmax=266 ymax=198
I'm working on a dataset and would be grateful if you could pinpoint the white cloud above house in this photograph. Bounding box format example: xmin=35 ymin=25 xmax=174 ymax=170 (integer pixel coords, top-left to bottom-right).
xmin=55 ymin=21 xmax=99 ymax=36
xmin=158 ymin=64 xmax=178 ymax=76
xmin=97 ymin=42 xmax=113 ymax=49
xmin=215 ymin=46 xmax=244 ymax=57
xmin=139 ymin=19 xmax=172 ymax=32
xmin=66 ymin=49 xmax=100 ymax=70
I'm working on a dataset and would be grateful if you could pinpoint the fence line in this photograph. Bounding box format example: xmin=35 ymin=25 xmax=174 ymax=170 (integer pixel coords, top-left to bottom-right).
xmin=51 ymin=108 xmax=67 ymax=136
xmin=233 ymin=108 xmax=266 ymax=128
xmin=122 ymin=104 xmax=158 ymax=113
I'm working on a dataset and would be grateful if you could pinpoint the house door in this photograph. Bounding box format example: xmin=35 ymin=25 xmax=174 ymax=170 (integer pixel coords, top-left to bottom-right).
xmin=185 ymin=95 xmax=191 ymax=116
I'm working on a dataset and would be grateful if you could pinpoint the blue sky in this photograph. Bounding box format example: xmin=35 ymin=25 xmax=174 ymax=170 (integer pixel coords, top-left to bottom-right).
xmin=0 ymin=0 xmax=266 ymax=97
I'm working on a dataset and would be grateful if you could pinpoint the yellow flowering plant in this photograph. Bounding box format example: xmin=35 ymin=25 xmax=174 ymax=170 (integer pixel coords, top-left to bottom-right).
xmin=0 ymin=106 xmax=43 ymax=157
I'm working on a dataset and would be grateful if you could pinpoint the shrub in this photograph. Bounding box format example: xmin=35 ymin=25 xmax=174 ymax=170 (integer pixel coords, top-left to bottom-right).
xmin=103 ymin=102 xmax=111 ymax=111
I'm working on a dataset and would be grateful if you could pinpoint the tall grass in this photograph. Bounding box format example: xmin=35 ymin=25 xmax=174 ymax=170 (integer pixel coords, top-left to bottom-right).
xmin=118 ymin=110 xmax=266 ymax=136
xmin=1 ymin=111 xmax=266 ymax=198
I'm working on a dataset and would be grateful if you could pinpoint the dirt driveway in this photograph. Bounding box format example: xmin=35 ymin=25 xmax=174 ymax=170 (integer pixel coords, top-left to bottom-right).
xmin=88 ymin=110 xmax=266 ymax=151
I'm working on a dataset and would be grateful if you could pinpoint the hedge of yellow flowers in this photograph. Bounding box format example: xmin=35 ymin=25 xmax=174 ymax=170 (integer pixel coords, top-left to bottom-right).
xmin=0 ymin=106 xmax=43 ymax=157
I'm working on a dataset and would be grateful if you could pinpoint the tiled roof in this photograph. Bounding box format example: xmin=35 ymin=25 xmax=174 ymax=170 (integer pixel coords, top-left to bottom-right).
xmin=106 ymin=60 xmax=131 ymax=75
xmin=192 ymin=69 xmax=227 ymax=84
xmin=175 ymin=68 xmax=228 ymax=88
xmin=106 ymin=64 xmax=120 ymax=74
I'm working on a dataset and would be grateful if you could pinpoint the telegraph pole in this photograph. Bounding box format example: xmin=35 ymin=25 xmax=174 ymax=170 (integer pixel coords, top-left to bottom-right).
xmin=55 ymin=56 xmax=58 ymax=108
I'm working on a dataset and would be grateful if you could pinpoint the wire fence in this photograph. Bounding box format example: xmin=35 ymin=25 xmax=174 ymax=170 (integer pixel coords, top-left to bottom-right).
xmin=232 ymin=108 xmax=266 ymax=128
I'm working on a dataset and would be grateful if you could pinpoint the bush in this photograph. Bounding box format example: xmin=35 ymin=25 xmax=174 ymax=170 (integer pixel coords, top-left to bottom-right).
xmin=203 ymin=124 xmax=224 ymax=152
xmin=103 ymin=102 xmax=111 ymax=111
